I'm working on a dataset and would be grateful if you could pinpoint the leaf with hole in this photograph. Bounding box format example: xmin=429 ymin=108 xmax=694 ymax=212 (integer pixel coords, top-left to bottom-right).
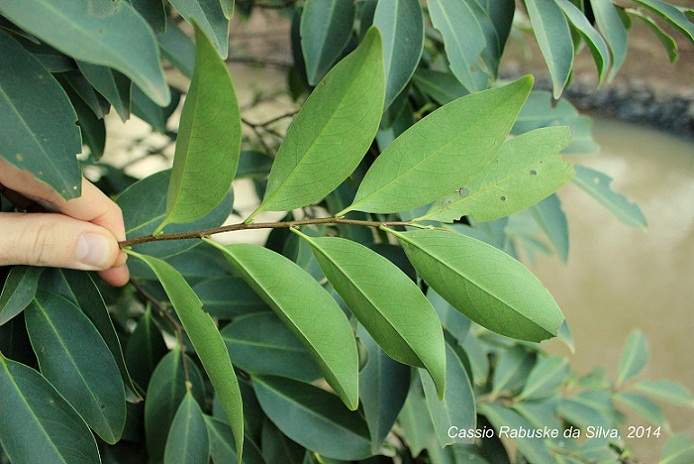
xmin=76 ymin=60 xmax=131 ymax=121
xmin=421 ymin=126 xmax=574 ymax=223
xmin=0 ymin=0 xmax=169 ymax=105
xmin=206 ymin=240 xmax=359 ymax=411
xmin=0 ymin=355 xmax=100 ymax=464
xmin=26 ymin=291 xmax=126 ymax=444
xmin=345 ymin=76 xmax=533 ymax=214
xmin=157 ymin=25 xmax=241 ymax=232
xmin=253 ymin=27 xmax=384 ymax=217
xmin=389 ymin=228 xmax=565 ymax=342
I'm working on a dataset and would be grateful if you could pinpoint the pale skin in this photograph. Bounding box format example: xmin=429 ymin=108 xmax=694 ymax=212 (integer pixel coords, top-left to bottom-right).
xmin=0 ymin=158 xmax=129 ymax=287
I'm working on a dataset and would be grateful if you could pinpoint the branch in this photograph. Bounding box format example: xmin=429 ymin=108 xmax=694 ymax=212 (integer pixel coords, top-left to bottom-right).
xmin=119 ymin=217 xmax=412 ymax=248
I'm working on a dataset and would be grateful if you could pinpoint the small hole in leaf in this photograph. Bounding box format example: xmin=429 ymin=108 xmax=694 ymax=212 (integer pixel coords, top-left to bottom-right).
xmin=458 ymin=187 xmax=469 ymax=198
xmin=500 ymin=195 xmax=507 ymax=202
xmin=529 ymin=169 xmax=537 ymax=176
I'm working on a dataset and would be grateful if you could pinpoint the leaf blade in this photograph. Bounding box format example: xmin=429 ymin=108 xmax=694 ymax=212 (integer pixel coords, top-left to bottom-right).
xmin=164 ymin=392 xmax=210 ymax=464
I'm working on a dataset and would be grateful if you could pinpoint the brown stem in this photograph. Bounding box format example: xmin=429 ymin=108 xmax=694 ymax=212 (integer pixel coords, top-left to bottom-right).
xmin=119 ymin=217 xmax=412 ymax=248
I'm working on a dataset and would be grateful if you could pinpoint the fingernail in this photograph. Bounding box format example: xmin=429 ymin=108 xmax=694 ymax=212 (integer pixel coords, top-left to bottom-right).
xmin=76 ymin=234 xmax=111 ymax=269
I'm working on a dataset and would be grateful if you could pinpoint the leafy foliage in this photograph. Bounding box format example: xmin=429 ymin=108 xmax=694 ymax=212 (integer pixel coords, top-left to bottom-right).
xmin=0 ymin=1 xmax=693 ymax=463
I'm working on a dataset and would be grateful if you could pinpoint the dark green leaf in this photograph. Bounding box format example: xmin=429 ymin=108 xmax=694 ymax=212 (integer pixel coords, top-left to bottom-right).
xmin=205 ymin=416 xmax=267 ymax=464
xmin=357 ymin=326 xmax=410 ymax=453
xmin=373 ymin=0 xmax=424 ymax=108
xmin=164 ymin=392 xmax=209 ymax=464
xmin=300 ymin=234 xmax=445 ymax=396
xmin=525 ymin=0 xmax=574 ymax=98
xmin=0 ymin=30 xmax=82 ymax=199
xmin=66 ymin=83 xmax=107 ymax=160
xmin=208 ymin=241 xmax=360 ymax=410
xmin=129 ymin=0 xmax=166 ymax=32
xmin=167 ymin=0 xmax=230 ymax=57
xmin=145 ymin=349 xmax=206 ymax=464
xmin=629 ymin=9 xmax=678 ymax=63
xmin=0 ymin=314 xmax=34 ymax=366
xmin=391 ymin=229 xmax=565 ymax=342
xmin=555 ymin=0 xmax=611 ymax=83
xmin=261 ymin=419 xmax=304 ymax=464
xmin=193 ymin=276 xmax=269 ymax=318
xmin=158 ymin=25 xmax=241 ymax=231
xmin=125 ymin=305 xmax=168 ymax=391
xmin=422 ymin=126 xmax=574 ymax=223
xmin=428 ymin=0 xmax=488 ymax=92
xmin=158 ymin=18 xmax=196 ymax=79
xmin=345 ymin=76 xmax=532 ymax=214
xmin=131 ymin=84 xmax=178 ymax=133
xmin=427 ymin=288 xmax=471 ymax=344
xmin=221 ymin=312 xmax=322 ymax=383
xmin=492 ymin=345 xmax=535 ymax=394
xmin=420 ymin=343 xmax=475 ymax=447
xmin=129 ymin=252 xmax=245 ymax=462
xmin=0 ymin=266 xmax=42 ymax=326
xmin=236 ymin=151 xmax=274 ymax=179
xmin=61 ymin=71 xmax=108 ymax=119
xmin=0 ymin=0 xmax=169 ymax=105
xmin=412 ymin=68 xmax=468 ymax=105
xmin=0 ymin=355 xmax=100 ymax=464
xmin=530 ymin=194 xmax=569 ymax=262
xmin=77 ymin=61 xmax=131 ymax=121
xmin=631 ymin=379 xmax=694 ymax=407
xmin=26 ymin=291 xmax=126 ymax=443
xmin=300 ymin=0 xmax=356 ymax=85
xmin=512 ymin=397 xmax=563 ymax=432
xmin=518 ymin=356 xmax=569 ymax=400
xmin=253 ymin=376 xmax=371 ymax=460
xmin=659 ymin=435 xmax=694 ymax=464
xmin=117 ymin=169 xmax=233 ymax=258
xmin=253 ymin=27 xmax=384 ymax=216
xmin=397 ymin=384 xmax=434 ymax=458
xmin=589 ymin=0 xmax=629 ymax=80
xmin=572 ymin=164 xmax=647 ymax=229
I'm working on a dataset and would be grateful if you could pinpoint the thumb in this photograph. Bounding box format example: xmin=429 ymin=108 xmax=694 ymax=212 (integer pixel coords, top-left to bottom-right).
xmin=0 ymin=212 xmax=124 ymax=271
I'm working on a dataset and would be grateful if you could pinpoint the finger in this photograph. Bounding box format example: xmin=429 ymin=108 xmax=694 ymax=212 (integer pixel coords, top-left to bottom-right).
xmin=99 ymin=265 xmax=130 ymax=288
xmin=0 ymin=212 xmax=122 ymax=273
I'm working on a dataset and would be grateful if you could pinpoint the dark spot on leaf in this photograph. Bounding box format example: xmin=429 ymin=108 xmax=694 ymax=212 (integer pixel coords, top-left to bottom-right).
xmin=500 ymin=196 xmax=507 ymax=201
xmin=529 ymin=169 xmax=537 ymax=176
xmin=457 ymin=187 xmax=469 ymax=198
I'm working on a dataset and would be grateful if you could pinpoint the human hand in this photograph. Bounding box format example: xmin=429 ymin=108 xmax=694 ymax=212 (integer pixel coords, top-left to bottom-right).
xmin=0 ymin=159 xmax=130 ymax=287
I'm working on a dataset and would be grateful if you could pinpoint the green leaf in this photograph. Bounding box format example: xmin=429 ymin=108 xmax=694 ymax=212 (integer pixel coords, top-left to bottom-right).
xmin=0 ymin=355 xmax=100 ymax=464
xmin=357 ymin=325 xmax=411 ymax=453
xmin=65 ymin=83 xmax=106 ymax=160
xmin=513 ymin=91 xmax=598 ymax=154
xmin=167 ymin=0 xmax=230 ymax=57
xmin=530 ymin=194 xmax=569 ymax=262
xmin=252 ymin=27 xmax=385 ymax=217
xmin=117 ymin=169 xmax=233 ymax=258
xmin=164 ymin=392 xmax=210 ymax=464
xmin=420 ymin=343 xmax=475 ymax=447
xmin=518 ymin=356 xmax=569 ymax=400
xmin=631 ymin=0 xmax=694 ymax=43
xmin=220 ymin=0 xmax=234 ymax=19
xmin=589 ymin=0 xmax=629 ymax=80
xmin=345 ymin=76 xmax=533 ymax=214
xmin=427 ymin=288 xmax=471 ymax=345
xmin=205 ymin=241 xmax=359 ymax=411
xmin=616 ymin=330 xmax=649 ymax=385
xmin=158 ymin=18 xmax=196 ymax=79
xmin=631 ymin=379 xmax=694 ymax=407
xmin=25 ymin=291 xmax=126 ymax=444
xmin=128 ymin=252 xmax=245 ymax=462
xmin=554 ymin=0 xmax=611 ymax=83
xmin=524 ymin=0 xmax=574 ymax=98
xmin=236 ymin=150 xmax=274 ymax=179
xmin=253 ymin=376 xmax=371 ymax=460
xmin=0 ymin=0 xmax=170 ymax=105
xmin=77 ymin=61 xmax=131 ymax=121
xmin=221 ymin=312 xmax=322 ymax=383
xmin=421 ymin=127 xmax=574 ymax=223
xmin=615 ymin=391 xmax=668 ymax=429
xmin=428 ymin=0 xmax=488 ymax=92
xmin=659 ymin=435 xmax=694 ymax=464
xmin=492 ymin=345 xmax=535 ymax=394
xmin=125 ymin=305 xmax=168 ymax=391
xmin=131 ymin=84 xmax=179 ymax=133
xmin=157 ymin=25 xmax=241 ymax=232
xmin=629 ymin=9 xmax=679 ymax=63
xmin=572 ymin=164 xmax=647 ymax=229
xmin=145 ymin=349 xmax=206 ymax=464
xmin=373 ymin=0 xmax=424 ymax=108
xmin=390 ymin=229 xmax=565 ymax=342
xmin=129 ymin=0 xmax=166 ymax=33
xmin=0 ymin=30 xmax=82 ymax=199
xmin=205 ymin=416 xmax=267 ymax=464
xmin=478 ymin=403 xmax=556 ymax=464
xmin=298 ymin=233 xmax=445 ymax=396
xmin=300 ymin=0 xmax=356 ymax=85
xmin=398 ymin=384 xmax=435 ymax=458
xmin=192 ymin=277 xmax=269 ymax=318
xmin=0 ymin=266 xmax=42 ymax=326
xmin=412 ymin=68 xmax=468 ymax=105
xmin=512 ymin=397 xmax=564 ymax=432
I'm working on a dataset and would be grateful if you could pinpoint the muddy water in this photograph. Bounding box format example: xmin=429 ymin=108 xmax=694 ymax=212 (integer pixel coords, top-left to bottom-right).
xmin=537 ymin=119 xmax=694 ymax=458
